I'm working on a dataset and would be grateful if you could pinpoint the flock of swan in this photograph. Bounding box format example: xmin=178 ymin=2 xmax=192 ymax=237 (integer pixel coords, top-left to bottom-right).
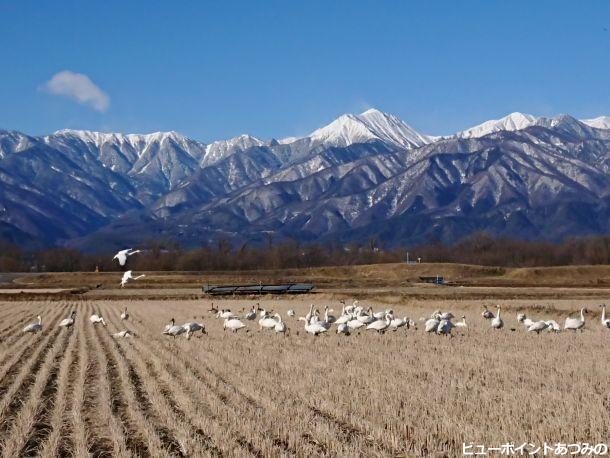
xmin=22 ymin=307 xmax=135 ymax=338
xmin=20 ymin=302 xmax=610 ymax=339
xmin=18 ymin=248 xmax=610 ymax=339
xmin=150 ymin=301 xmax=610 ymax=339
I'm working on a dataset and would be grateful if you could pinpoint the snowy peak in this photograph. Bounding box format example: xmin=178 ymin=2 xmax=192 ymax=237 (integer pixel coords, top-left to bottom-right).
xmin=308 ymin=108 xmax=432 ymax=150
xmin=49 ymin=129 xmax=191 ymax=148
xmin=309 ymin=113 xmax=378 ymax=147
xmin=202 ymin=134 xmax=264 ymax=166
xmin=581 ymin=116 xmax=610 ymax=130
xmin=456 ymin=112 xmax=538 ymax=138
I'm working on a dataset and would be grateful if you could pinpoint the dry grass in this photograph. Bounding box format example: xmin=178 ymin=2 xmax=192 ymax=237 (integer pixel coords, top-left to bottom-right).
xmin=0 ymin=296 xmax=608 ymax=457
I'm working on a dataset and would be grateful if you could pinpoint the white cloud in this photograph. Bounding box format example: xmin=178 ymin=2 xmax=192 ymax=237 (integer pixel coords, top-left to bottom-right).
xmin=42 ymin=70 xmax=110 ymax=112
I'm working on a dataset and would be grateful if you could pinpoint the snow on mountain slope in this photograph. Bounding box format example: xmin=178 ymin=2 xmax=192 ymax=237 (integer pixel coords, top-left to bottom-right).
xmin=202 ymin=134 xmax=264 ymax=166
xmin=581 ymin=116 xmax=610 ymax=130
xmin=307 ymin=108 xmax=433 ymax=149
xmin=456 ymin=112 xmax=538 ymax=138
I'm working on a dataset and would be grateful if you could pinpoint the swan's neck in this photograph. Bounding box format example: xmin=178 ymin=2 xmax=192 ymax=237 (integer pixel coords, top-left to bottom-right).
xmin=580 ymin=308 xmax=585 ymax=321
xmin=602 ymin=306 xmax=606 ymax=322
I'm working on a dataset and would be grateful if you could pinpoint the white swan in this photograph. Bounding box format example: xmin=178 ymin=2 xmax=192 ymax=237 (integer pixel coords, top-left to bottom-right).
xmin=113 ymin=330 xmax=135 ymax=338
xmin=258 ymin=312 xmax=278 ymax=330
xmin=218 ymin=309 xmax=237 ymax=319
xmin=299 ymin=317 xmax=327 ymax=335
xmin=373 ymin=308 xmax=389 ymax=320
xmin=357 ymin=307 xmax=376 ymax=324
xmin=527 ymin=320 xmax=549 ymax=334
xmin=323 ymin=306 xmax=336 ymax=323
xmin=59 ymin=311 xmax=76 ymax=328
xmin=564 ymin=308 xmax=586 ymax=331
xmin=424 ymin=317 xmax=440 ymax=333
xmin=389 ymin=316 xmax=408 ymax=329
xmin=482 ymin=306 xmax=494 ymax=319
xmin=120 ymin=270 xmax=145 ymax=288
xmin=23 ymin=315 xmax=43 ymax=334
xmin=437 ymin=319 xmax=455 ymax=335
xmin=366 ymin=313 xmax=392 ymax=333
xmin=183 ymin=321 xmax=206 ymax=338
xmin=224 ymin=317 xmax=246 ymax=332
xmin=335 ymin=310 xmax=352 ymax=325
xmin=336 ymin=322 xmax=350 ymax=335
xmin=344 ymin=300 xmax=358 ymax=314
xmin=454 ymin=316 xmax=467 ymax=328
xmin=600 ymin=304 xmax=610 ymax=329
xmin=274 ymin=314 xmax=288 ymax=334
xmin=245 ymin=306 xmax=257 ymax=320
xmin=544 ymin=320 xmax=561 ymax=332
xmin=113 ymin=248 xmax=141 ymax=266
xmin=90 ymin=314 xmax=107 ymax=326
xmin=491 ymin=307 xmax=503 ymax=329
xmin=120 ymin=307 xmax=129 ymax=321
xmin=162 ymin=318 xmax=186 ymax=338
xmin=517 ymin=313 xmax=535 ymax=327
xmin=347 ymin=316 xmax=366 ymax=330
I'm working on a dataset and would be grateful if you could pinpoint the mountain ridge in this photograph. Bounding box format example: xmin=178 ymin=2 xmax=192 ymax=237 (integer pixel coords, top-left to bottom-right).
xmin=2 ymin=110 xmax=610 ymax=251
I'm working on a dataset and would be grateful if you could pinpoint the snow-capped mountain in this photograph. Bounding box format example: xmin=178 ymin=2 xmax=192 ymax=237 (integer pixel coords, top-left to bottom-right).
xmin=581 ymin=116 xmax=610 ymax=130
xmin=456 ymin=112 xmax=538 ymax=138
xmin=306 ymin=108 xmax=433 ymax=149
xmin=2 ymin=109 xmax=610 ymax=250
xmin=202 ymin=134 xmax=265 ymax=166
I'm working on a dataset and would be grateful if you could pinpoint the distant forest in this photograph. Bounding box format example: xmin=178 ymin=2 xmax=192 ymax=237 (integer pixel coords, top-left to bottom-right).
xmin=1 ymin=233 xmax=610 ymax=272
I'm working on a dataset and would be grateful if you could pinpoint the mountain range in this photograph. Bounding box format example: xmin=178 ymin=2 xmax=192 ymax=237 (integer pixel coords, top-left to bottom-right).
xmin=2 ymin=109 xmax=610 ymax=251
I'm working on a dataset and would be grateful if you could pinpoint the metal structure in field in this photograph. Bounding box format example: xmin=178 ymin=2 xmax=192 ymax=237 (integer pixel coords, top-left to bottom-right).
xmin=202 ymin=283 xmax=315 ymax=295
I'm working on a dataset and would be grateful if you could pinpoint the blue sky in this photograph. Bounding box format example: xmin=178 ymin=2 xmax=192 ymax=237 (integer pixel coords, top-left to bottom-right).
xmin=1 ymin=0 xmax=609 ymax=141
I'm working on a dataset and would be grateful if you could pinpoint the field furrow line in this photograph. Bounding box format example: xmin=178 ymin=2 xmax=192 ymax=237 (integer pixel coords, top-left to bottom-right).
xmin=1 ymin=319 xmax=75 ymax=457
xmin=181 ymin=335 xmax=370 ymax=454
xmin=125 ymin=319 xmax=295 ymax=457
xmin=103 ymin=326 xmax=219 ymax=458
xmin=38 ymin=315 xmax=81 ymax=458
xmin=203 ymin=330 xmax=405 ymax=454
xmin=0 ymin=305 xmax=31 ymax=336
xmin=89 ymin=307 xmax=173 ymax=457
xmin=80 ymin=309 xmax=118 ymax=457
xmin=0 ymin=304 xmax=67 ymax=381
xmin=119 ymin=336 xmax=249 ymax=457
xmin=95 ymin=330 xmax=185 ymax=457
xmin=86 ymin=315 xmax=136 ymax=458
xmin=117 ymin=311 xmax=282 ymax=457
xmin=69 ymin=316 xmax=93 ymax=457
xmin=108 ymin=320 xmax=237 ymax=457
xmin=0 ymin=321 xmax=64 ymax=427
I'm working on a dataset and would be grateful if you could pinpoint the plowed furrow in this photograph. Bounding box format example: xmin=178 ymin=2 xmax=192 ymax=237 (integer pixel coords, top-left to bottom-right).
xmin=87 ymin=318 xmax=135 ymax=458
xmin=0 ymin=326 xmax=69 ymax=454
xmin=0 ymin=325 xmax=63 ymax=427
xmin=5 ymin=325 xmax=75 ymax=457
xmin=0 ymin=305 xmax=67 ymax=387
xmin=107 ymin=337 xmax=185 ymax=457
xmin=81 ymin=316 xmax=115 ymax=457
xmin=91 ymin=312 xmax=168 ymax=457
xmin=119 ymin=338 xmax=243 ymax=456
xmin=70 ymin=318 xmax=91 ymax=456
xmin=116 ymin=315 xmax=268 ymax=457
xmin=203 ymin=335 xmax=393 ymax=454
xmin=127 ymin=327 xmax=282 ymax=456
xmin=112 ymin=335 xmax=217 ymax=457
xmin=125 ymin=342 xmax=223 ymax=457
xmin=38 ymin=322 xmax=80 ymax=458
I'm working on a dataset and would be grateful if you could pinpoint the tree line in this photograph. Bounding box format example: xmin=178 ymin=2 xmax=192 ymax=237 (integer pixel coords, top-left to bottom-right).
xmin=1 ymin=233 xmax=610 ymax=272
